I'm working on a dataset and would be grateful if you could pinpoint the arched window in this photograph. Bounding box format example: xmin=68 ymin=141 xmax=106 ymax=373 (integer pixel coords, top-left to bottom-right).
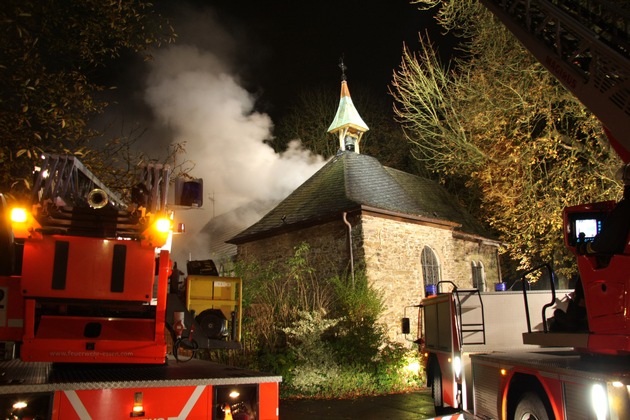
xmin=472 ymin=261 xmax=485 ymax=291
xmin=421 ymin=246 xmax=441 ymax=285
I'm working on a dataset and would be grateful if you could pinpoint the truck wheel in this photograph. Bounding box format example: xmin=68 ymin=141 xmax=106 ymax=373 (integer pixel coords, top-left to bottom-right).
xmin=431 ymin=365 xmax=443 ymax=408
xmin=514 ymin=392 xmax=551 ymax=420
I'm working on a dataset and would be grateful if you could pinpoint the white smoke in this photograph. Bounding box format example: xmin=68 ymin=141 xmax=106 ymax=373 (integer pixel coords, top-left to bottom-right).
xmin=143 ymin=37 xmax=326 ymax=266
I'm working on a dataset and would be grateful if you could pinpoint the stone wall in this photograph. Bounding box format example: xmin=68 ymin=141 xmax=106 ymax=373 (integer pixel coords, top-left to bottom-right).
xmin=235 ymin=211 xmax=500 ymax=348
xmin=235 ymin=215 xmax=361 ymax=281
xmin=359 ymin=214 xmax=500 ymax=345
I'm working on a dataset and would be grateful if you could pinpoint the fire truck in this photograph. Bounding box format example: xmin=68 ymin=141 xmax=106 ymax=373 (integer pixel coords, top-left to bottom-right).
xmin=416 ymin=0 xmax=630 ymax=419
xmin=0 ymin=154 xmax=280 ymax=419
xmin=415 ymin=274 xmax=572 ymax=416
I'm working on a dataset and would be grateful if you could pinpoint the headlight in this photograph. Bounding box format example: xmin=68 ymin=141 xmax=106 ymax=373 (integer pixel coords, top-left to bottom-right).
xmin=10 ymin=206 xmax=42 ymax=239
xmin=141 ymin=215 xmax=172 ymax=248
xmin=453 ymin=355 xmax=462 ymax=379
xmin=591 ymin=383 xmax=608 ymax=420
xmin=12 ymin=401 xmax=27 ymax=410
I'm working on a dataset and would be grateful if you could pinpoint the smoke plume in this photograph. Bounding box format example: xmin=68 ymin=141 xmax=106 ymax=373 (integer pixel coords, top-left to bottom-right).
xmin=141 ymin=9 xmax=326 ymax=267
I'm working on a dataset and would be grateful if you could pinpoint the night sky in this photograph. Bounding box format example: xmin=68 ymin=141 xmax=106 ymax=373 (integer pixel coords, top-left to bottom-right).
xmin=167 ymin=0 xmax=448 ymax=121
xmin=104 ymin=1 xmax=454 ymax=135
xmin=97 ymin=1 xmax=455 ymax=264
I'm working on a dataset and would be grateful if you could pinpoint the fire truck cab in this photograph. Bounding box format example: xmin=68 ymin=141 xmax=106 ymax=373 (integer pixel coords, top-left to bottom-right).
xmin=415 ymin=0 xmax=630 ymax=418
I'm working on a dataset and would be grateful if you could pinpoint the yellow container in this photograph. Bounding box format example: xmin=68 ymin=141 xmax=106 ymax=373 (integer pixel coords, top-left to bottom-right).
xmin=185 ymin=275 xmax=242 ymax=342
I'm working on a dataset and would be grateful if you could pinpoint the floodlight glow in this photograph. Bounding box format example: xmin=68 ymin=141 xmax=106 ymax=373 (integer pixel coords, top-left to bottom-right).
xmin=11 ymin=208 xmax=27 ymax=223
xmin=591 ymin=383 xmax=608 ymax=420
xmin=405 ymin=361 xmax=420 ymax=373
xmin=155 ymin=217 xmax=171 ymax=233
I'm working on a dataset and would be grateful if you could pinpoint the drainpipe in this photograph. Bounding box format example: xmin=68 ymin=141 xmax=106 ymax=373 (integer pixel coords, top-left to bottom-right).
xmin=496 ymin=247 xmax=502 ymax=283
xmin=343 ymin=212 xmax=355 ymax=289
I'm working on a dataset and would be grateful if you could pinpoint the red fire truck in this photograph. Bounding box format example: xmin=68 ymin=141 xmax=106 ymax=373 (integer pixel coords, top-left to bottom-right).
xmin=0 ymin=154 xmax=280 ymax=419
xmin=417 ymin=0 xmax=630 ymax=419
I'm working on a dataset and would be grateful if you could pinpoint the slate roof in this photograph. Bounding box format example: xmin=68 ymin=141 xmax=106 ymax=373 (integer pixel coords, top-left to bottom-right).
xmin=202 ymin=199 xmax=279 ymax=259
xmin=228 ymin=152 xmax=495 ymax=244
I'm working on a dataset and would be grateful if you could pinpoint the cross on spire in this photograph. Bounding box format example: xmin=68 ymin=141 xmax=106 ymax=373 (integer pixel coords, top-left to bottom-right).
xmin=339 ymin=56 xmax=347 ymax=81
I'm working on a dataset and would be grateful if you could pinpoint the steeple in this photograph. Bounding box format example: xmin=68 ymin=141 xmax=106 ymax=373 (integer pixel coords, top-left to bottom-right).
xmin=327 ymin=59 xmax=369 ymax=154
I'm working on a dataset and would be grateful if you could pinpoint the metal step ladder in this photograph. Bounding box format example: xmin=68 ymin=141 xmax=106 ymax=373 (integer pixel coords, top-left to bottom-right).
xmin=453 ymin=288 xmax=487 ymax=346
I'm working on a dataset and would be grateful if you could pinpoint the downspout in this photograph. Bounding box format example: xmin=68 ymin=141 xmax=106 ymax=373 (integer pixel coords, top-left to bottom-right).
xmin=343 ymin=212 xmax=355 ymax=289
xmin=496 ymin=247 xmax=502 ymax=283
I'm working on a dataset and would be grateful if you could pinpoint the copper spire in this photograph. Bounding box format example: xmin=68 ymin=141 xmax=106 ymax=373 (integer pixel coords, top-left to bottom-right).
xmin=328 ymin=59 xmax=369 ymax=154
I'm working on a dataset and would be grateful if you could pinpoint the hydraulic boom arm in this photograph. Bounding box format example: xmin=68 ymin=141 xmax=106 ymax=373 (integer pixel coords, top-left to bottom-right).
xmin=480 ymin=0 xmax=630 ymax=161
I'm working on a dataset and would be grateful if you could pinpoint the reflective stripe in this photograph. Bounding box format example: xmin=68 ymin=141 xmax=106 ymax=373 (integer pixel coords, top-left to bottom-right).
xmin=64 ymin=386 xmax=205 ymax=419
xmin=64 ymin=390 xmax=92 ymax=420
xmin=169 ymin=385 xmax=205 ymax=420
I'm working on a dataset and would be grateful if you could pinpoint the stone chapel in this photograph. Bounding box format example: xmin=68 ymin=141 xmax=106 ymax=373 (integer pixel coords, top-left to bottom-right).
xmin=228 ymin=76 xmax=502 ymax=343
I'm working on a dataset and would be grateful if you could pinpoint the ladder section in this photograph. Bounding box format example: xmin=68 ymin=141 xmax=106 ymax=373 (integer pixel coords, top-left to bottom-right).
xmin=480 ymin=0 xmax=630 ymax=152
xmin=453 ymin=289 xmax=487 ymax=346
xmin=30 ymin=154 xmax=171 ymax=238
xmin=32 ymin=154 xmax=124 ymax=211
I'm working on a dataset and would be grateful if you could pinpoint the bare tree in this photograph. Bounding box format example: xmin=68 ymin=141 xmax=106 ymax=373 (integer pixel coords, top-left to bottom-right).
xmin=392 ymin=0 xmax=621 ymax=274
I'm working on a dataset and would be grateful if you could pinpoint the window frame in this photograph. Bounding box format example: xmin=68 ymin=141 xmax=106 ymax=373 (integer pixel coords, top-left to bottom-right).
xmin=421 ymin=245 xmax=441 ymax=286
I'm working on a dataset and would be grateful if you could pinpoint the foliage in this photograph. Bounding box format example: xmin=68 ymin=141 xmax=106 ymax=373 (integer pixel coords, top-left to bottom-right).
xmin=281 ymin=310 xmax=343 ymax=395
xmin=280 ymin=309 xmax=423 ymax=398
xmin=327 ymin=272 xmax=384 ymax=366
xmin=232 ymin=242 xmax=423 ymax=398
xmin=233 ymin=242 xmax=336 ymax=359
xmin=0 ymin=0 xmax=175 ymax=200
xmin=392 ymin=0 xmax=622 ymax=275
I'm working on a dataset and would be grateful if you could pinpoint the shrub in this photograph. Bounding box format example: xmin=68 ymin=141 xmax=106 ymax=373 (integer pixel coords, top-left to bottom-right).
xmin=232 ymin=242 xmax=424 ymax=398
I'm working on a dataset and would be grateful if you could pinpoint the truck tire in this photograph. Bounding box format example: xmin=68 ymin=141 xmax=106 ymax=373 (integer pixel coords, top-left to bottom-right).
xmin=431 ymin=364 xmax=443 ymax=409
xmin=514 ymin=392 xmax=551 ymax=420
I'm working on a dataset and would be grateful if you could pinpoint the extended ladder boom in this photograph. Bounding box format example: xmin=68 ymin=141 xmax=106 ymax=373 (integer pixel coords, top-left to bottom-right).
xmin=480 ymin=0 xmax=630 ymax=158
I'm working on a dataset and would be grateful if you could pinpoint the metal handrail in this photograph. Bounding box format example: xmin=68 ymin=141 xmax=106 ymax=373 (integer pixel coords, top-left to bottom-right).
xmin=455 ymin=288 xmax=487 ymax=347
xmin=437 ymin=281 xmax=488 ymax=348
xmin=507 ymin=263 xmax=558 ymax=333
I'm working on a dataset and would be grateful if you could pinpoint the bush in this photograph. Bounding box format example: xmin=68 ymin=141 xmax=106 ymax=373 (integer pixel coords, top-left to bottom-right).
xmin=278 ymin=307 xmax=423 ymax=398
xmin=233 ymin=242 xmax=424 ymax=398
xmin=327 ymin=272 xmax=384 ymax=366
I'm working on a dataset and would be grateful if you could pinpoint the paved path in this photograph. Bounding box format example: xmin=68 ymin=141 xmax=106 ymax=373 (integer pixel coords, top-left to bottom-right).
xmin=279 ymin=389 xmax=437 ymax=419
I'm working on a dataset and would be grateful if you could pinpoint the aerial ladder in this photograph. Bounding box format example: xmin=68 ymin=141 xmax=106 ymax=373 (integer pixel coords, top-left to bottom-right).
xmin=418 ymin=1 xmax=630 ymax=418
xmin=2 ymin=152 xmax=241 ymax=364
xmin=0 ymin=155 xmax=279 ymax=419
xmin=480 ymin=0 xmax=630 ymax=355
xmin=480 ymin=0 xmax=630 ymax=160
